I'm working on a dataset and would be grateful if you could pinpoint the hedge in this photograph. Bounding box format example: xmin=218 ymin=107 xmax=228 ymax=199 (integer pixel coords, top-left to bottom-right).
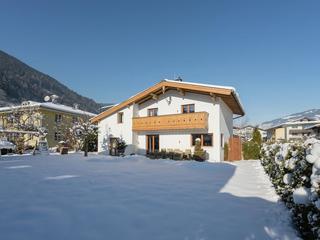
xmin=260 ymin=139 xmax=320 ymax=239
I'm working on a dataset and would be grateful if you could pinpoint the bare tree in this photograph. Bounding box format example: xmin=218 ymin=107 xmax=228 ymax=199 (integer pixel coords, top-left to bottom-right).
xmin=1 ymin=105 xmax=47 ymax=153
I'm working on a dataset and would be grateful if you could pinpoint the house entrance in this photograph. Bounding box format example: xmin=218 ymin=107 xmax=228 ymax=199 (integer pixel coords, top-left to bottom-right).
xmin=146 ymin=135 xmax=159 ymax=154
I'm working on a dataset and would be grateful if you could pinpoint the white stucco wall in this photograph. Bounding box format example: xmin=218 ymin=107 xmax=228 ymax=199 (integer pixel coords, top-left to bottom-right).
xmin=97 ymin=89 xmax=235 ymax=162
xmin=137 ymin=90 xmax=222 ymax=162
xmin=219 ymin=99 xmax=234 ymax=160
xmin=97 ymin=104 xmax=135 ymax=155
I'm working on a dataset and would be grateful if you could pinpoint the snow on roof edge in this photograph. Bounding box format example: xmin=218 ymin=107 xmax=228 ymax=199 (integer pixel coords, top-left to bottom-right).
xmin=163 ymin=79 xmax=236 ymax=91
xmin=0 ymin=101 xmax=97 ymax=117
xmin=92 ymin=79 xmax=245 ymax=122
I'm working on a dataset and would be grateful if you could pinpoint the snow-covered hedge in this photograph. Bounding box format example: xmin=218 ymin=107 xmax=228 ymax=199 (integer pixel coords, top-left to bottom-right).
xmin=260 ymin=139 xmax=320 ymax=239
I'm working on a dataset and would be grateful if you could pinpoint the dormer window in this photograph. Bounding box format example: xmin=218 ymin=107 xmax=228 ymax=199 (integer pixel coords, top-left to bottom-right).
xmin=182 ymin=104 xmax=195 ymax=114
xmin=147 ymin=108 xmax=158 ymax=117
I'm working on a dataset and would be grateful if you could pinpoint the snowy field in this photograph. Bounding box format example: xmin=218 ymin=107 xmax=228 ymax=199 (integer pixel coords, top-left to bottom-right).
xmin=0 ymin=154 xmax=298 ymax=240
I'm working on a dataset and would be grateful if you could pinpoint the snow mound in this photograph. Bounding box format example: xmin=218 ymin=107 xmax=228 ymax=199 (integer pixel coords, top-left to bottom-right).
xmin=293 ymin=187 xmax=311 ymax=205
xmin=45 ymin=175 xmax=79 ymax=180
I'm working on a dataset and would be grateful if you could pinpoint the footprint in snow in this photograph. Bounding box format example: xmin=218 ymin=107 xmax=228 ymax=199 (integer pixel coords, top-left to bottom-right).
xmin=5 ymin=165 xmax=32 ymax=169
xmin=45 ymin=175 xmax=79 ymax=180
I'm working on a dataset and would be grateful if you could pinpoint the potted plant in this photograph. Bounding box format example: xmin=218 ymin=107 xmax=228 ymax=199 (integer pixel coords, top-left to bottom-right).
xmin=193 ymin=138 xmax=206 ymax=161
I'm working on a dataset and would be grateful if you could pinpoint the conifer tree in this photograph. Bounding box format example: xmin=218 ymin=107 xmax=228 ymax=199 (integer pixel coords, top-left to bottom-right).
xmin=252 ymin=127 xmax=262 ymax=146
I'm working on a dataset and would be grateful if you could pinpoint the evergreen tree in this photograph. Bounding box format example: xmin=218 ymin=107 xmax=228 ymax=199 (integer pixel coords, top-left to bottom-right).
xmin=252 ymin=127 xmax=262 ymax=146
xmin=193 ymin=138 xmax=206 ymax=161
xmin=242 ymin=127 xmax=262 ymax=160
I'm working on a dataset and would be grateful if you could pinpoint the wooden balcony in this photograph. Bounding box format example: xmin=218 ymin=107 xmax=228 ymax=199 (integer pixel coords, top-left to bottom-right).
xmin=132 ymin=112 xmax=208 ymax=132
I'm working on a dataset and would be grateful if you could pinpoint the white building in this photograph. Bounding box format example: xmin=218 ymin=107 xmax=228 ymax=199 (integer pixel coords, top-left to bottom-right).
xmin=233 ymin=125 xmax=267 ymax=142
xmin=91 ymin=80 xmax=245 ymax=162
xmin=265 ymin=117 xmax=320 ymax=142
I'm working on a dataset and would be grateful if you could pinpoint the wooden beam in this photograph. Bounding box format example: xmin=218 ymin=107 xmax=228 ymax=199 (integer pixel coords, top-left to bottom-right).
xmin=210 ymin=93 xmax=216 ymax=103
xmin=150 ymin=93 xmax=158 ymax=100
xmin=162 ymin=86 xmax=166 ymax=94
xmin=133 ymin=111 xmax=208 ymax=131
xmin=177 ymin=88 xmax=185 ymax=96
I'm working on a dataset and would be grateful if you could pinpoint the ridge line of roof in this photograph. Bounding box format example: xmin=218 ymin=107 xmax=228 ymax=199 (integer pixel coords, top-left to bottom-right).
xmin=91 ymin=80 xmax=244 ymax=123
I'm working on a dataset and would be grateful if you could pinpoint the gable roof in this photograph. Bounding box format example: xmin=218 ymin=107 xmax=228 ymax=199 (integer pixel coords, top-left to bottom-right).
xmin=91 ymin=80 xmax=245 ymax=123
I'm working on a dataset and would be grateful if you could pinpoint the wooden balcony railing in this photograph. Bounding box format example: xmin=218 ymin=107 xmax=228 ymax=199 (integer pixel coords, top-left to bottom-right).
xmin=132 ymin=112 xmax=208 ymax=132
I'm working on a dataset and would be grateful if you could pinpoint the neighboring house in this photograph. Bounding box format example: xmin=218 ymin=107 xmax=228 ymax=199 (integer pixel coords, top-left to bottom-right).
xmin=91 ymin=80 xmax=245 ymax=162
xmin=99 ymin=104 xmax=116 ymax=113
xmin=233 ymin=125 xmax=267 ymax=142
xmin=0 ymin=101 xmax=96 ymax=147
xmin=265 ymin=117 xmax=320 ymax=142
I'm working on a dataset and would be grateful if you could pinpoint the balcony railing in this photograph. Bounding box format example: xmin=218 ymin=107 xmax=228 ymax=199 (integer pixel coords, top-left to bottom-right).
xmin=132 ymin=112 xmax=208 ymax=132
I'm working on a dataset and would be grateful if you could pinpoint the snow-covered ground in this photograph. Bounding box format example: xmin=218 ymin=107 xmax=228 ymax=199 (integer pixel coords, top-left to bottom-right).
xmin=0 ymin=154 xmax=298 ymax=240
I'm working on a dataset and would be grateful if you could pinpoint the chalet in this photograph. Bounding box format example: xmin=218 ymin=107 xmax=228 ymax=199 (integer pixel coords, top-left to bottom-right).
xmin=91 ymin=80 xmax=245 ymax=162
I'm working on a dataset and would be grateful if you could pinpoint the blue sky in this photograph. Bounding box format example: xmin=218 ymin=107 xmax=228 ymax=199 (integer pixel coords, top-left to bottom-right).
xmin=1 ymin=0 xmax=320 ymax=124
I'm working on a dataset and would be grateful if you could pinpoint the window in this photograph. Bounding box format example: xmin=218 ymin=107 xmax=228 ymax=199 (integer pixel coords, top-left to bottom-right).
xmin=147 ymin=108 xmax=158 ymax=117
xmin=221 ymin=134 xmax=224 ymax=148
xmin=191 ymin=134 xmax=202 ymax=146
xmin=54 ymin=131 xmax=62 ymax=141
xmin=72 ymin=116 xmax=78 ymax=124
xmin=55 ymin=114 xmax=62 ymax=123
xmin=117 ymin=112 xmax=123 ymax=123
xmin=182 ymin=104 xmax=195 ymax=114
xmin=191 ymin=133 xmax=213 ymax=146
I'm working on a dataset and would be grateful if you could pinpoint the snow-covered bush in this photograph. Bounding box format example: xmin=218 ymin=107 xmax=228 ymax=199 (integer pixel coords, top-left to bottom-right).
xmin=260 ymin=139 xmax=320 ymax=239
xmin=69 ymin=119 xmax=98 ymax=156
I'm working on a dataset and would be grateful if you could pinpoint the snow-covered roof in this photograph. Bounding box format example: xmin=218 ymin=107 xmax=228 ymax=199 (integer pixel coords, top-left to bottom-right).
xmin=265 ymin=120 xmax=320 ymax=130
xmin=305 ymin=123 xmax=320 ymax=130
xmin=91 ymin=79 xmax=245 ymax=123
xmin=0 ymin=101 xmax=96 ymax=117
xmin=163 ymin=79 xmax=236 ymax=91
xmin=163 ymin=79 xmax=244 ymax=113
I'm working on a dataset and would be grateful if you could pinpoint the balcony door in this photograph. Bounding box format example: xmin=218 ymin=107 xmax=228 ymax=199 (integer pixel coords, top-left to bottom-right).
xmin=146 ymin=135 xmax=159 ymax=153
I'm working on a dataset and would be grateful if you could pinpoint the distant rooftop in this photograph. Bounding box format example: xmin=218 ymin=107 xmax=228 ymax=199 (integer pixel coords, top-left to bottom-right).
xmin=0 ymin=101 xmax=96 ymax=117
xmin=265 ymin=118 xmax=320 ymax=130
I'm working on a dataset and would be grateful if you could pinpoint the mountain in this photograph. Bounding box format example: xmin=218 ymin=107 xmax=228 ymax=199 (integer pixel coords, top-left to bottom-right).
xmin=259 ymin=109 xmax=320 ymax=130
xmin=0 ymin=50 xmax=105 ymax=113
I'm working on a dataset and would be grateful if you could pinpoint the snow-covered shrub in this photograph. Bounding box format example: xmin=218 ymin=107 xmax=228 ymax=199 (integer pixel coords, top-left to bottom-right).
xmin=70 ymin=119 xmax=98 ymax=156
xmin=260 ymin=139 xmax=320 ymax=239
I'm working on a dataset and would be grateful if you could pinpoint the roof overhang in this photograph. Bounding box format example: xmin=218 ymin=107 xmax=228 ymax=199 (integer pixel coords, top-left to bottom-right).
xmin=91 ymin=80 xmax=245 ymax=123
